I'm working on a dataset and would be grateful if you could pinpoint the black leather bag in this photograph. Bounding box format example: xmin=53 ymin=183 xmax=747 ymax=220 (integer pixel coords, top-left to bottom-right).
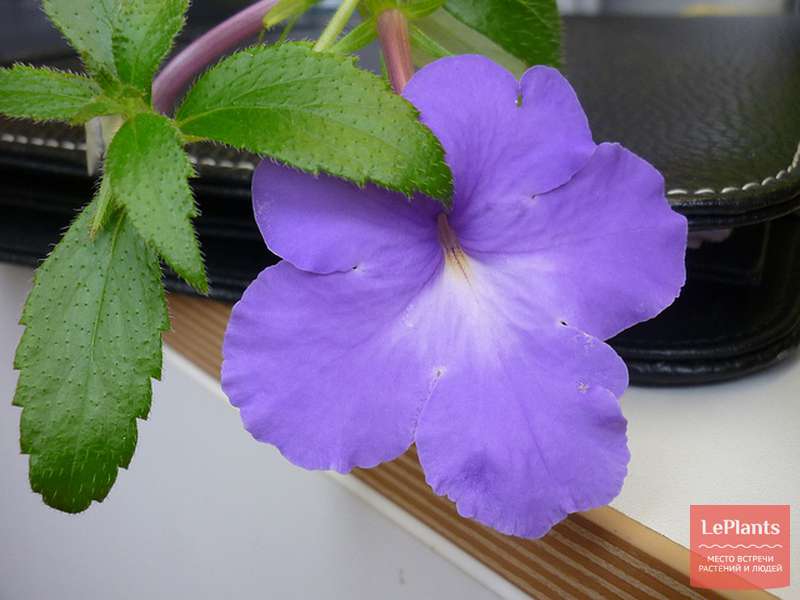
xmin=1 ymin=5 xmax=799 ymax=385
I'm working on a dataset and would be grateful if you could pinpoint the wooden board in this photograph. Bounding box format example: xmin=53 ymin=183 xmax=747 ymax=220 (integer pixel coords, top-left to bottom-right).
xmin=164 ymin=294 xmax=774 ymax=600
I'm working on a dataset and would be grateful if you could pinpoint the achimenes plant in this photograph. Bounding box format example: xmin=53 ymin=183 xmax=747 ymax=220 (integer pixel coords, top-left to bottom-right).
xmin=1 ymin=0 xmax=691 ymax=540
xmin=0 ymin=0 xmax=450 ymax=513
xmin=0 ymin=0 xmax=566 ymax=514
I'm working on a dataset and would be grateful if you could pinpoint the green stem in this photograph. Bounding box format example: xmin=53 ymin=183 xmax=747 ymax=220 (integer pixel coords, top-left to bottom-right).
xmin=313 ymin=0 xmax=361 ymax=52
xmin=90 ymin=176 xmax=114 ymax=237
xmin=329 ymin=17 xmax=376 ymax=54
xmin=278 ymin=12 xmax=302 ymax=43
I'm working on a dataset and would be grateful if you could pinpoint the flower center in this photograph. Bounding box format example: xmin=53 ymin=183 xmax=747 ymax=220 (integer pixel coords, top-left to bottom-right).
xmin=437 ymin=213 xmax=472 ymax=282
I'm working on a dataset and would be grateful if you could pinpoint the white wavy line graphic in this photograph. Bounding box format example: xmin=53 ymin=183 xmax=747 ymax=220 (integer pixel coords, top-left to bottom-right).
xmin=697 ymin=544 xmax=783 ymax=549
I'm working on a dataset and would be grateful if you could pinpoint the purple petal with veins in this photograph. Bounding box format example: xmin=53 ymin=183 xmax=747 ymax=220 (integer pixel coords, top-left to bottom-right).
xmin=222 ymin=55 xmax=688 ymax=538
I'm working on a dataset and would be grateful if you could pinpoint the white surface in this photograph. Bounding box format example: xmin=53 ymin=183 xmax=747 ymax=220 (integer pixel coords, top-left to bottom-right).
xmin=0 ymin=264 xmax=502 ymax=600
xmin=614 ymin=353 xmax=800 ymax=598
xmin=2 ymin=259 xmax=798 ymax=598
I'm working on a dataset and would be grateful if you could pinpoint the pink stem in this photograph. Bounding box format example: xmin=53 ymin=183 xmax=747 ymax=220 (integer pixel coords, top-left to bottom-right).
xmin=376 ymin=9 xmax=413 ymax=94
xmin=152 ymin=0 xmax=279 ymax=114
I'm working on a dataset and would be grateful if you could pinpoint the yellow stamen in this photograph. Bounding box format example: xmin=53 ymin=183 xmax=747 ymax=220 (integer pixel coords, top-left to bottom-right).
xmin=437 ymin=213 xmax=472 ymax=283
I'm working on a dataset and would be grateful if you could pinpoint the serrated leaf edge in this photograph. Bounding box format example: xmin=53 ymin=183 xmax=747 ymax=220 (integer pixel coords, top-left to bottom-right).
xmin=174 ymin=43 xmax=453 ymax=203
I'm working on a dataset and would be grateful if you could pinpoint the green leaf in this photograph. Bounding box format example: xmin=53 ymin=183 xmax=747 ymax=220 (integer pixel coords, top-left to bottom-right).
xmin=329 ymin=18 xmax=377 ymax=55
xmin=409 ymin=23 xmax=453 ymax=61
xmin=264 ymin=0 xmax=322 ymax=28
xmin=106 ymin=113 xmax=208 ymax=292
xmin=362 ymin=0 xmax=443 ymax=18
xmin=175 ymin=43 xmax=453 ymax=204
xmin=0 ymin=65 xmax=117 ymax=123
xmin=414 ymin=8 xmax=526 ymax=75
xmin=112 ymin=0 xmax=189 ymax=96
xmin=13 ymin=200 xmax=168 ymax=513
xmin=441 ymin=0 xmax=560 ymax=67
xmin=42 ymin=0 xmax=118 ymax=81
xmin=71 ymin=96 xmax=128 ymax=123
xmin=402 ymin=0 xmax=445 ymax=19
xmin=90 ymin=174 xmax=115 ymax=236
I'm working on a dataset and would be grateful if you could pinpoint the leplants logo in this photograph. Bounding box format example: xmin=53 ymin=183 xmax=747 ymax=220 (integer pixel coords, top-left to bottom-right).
xmin=690 ymin=505 xmax=790 ymax=590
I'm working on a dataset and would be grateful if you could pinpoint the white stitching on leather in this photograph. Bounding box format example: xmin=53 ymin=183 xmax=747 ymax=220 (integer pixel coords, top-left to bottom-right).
xmin=2 ymin=131 xmax=798 ymax=186
xmin=0 ymin=132 xmax=257 ymax=171
xmin=1 ymin=132 xmax=87 ymax=152
xmin=665 ymin=141 xmax=800 ymax=196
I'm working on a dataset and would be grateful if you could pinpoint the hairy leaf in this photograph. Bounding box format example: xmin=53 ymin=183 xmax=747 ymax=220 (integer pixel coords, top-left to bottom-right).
xmin=42 ymin=0 xmax=118 ymax=80
xmin=13 ymin=200 xmax=168 ymax=513
xmin=106 ymin=113 xmax=207 ymax=292
xmin=175 ymin=43 xmax=453 ymax=203
xmin=112 ymin=0 xmax=189 ymax=96
xmin=0 ymin=65 xmax=116 ymax=123
xmin=442 ymin=0 xmax=560 ymax=67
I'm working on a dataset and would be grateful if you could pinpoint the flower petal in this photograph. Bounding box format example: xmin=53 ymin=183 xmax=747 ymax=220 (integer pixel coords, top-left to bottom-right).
xmin=416 ymin=346 xmax=629 ymax=539
xmin=392 ymin=253 xmax=629 ymax=538
xmin=252 ymin=160 xmax=440 ymax=274
xmin=222 ymin=251 xmax=443 ymax=472
xmin=415 ymin=317 xmax=629 ymax=538
xmin=458 ymin=143 xmax=688 ymax=340
xmin=403 ymin=56 xmax=595 ymax=226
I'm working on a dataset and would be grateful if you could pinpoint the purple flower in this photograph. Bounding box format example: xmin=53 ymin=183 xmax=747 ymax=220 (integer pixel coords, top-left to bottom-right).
xmin=222 ymin=56 xmax=687 ymax=538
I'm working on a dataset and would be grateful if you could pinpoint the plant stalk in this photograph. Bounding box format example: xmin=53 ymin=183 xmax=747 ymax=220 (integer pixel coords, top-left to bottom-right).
xmin=152 ymin=0 xmax=279 ymax=114
xmin=376 ymin=9 xmax=413 ymax=93
xmin=313 ymin=0 xmax=361 ymax=52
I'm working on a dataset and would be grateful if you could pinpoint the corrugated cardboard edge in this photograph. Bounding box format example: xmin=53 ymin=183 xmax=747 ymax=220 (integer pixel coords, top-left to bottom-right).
xmin=164 ymin=294 xmax=777 ymax=600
